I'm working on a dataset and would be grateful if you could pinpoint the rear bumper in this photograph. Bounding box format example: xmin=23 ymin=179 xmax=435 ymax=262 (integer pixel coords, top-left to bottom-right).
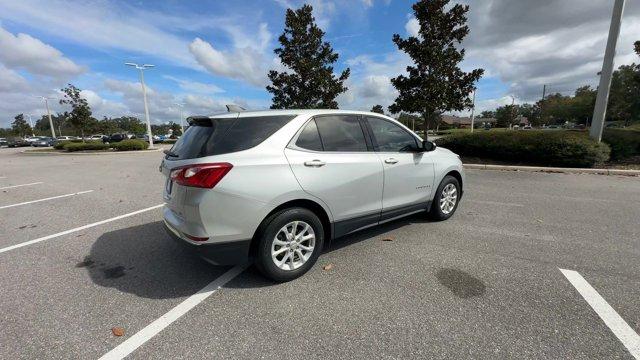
xmin=163 ymin=221 xmax=251 ymax=266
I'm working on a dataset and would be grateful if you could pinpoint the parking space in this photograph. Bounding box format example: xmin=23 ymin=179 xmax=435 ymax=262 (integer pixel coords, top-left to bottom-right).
xmin=1 ymin=147 xmax=639 ymax=359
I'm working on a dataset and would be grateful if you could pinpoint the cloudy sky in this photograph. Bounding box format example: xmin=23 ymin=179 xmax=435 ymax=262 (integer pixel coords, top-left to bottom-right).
xmin=0 ymin=0 xmax=638 ymax=127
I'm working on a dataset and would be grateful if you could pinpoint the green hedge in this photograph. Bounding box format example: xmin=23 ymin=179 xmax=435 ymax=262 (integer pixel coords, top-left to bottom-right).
xmin=602 ymin=129 xmax=640 ymax=160
xmin=112 ymin=139 xmax=149 ymax=151
xmin=435 ymin=131 xmax=610 ymax=168
xmin=63 ymin=142 xmax=111 ymax=152
xmin=53 ymin=139 xmax=84 ymax=150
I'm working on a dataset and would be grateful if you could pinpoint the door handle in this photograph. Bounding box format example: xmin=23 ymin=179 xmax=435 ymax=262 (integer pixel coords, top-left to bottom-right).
xmin=384 ymin=158 xmax=398 ymax=164
xmin=304 ymin=160 xmax=326 ymax=167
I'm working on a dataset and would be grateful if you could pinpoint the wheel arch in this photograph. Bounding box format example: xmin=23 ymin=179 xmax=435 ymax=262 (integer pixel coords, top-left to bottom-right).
xmin=445 ymin=169 xmax=463 ymax=194
xmin=249 ymin=198 xmax=332 ymax=257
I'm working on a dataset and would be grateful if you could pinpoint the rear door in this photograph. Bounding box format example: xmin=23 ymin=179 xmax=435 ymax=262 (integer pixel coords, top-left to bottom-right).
xmin=285 ymin=115 xmax=384 ymax=234
xmin=364 ymin=116 xmax=435 ymax=218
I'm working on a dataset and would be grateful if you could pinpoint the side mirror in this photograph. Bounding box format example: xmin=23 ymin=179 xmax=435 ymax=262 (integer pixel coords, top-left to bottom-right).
xmin=422 ymin=140 xmax=436 ymax=152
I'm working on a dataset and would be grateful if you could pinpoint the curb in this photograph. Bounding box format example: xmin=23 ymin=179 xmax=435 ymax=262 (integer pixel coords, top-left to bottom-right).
xmin=20 ymin=148 xmax=163 ymax=156
xmin=464 ymin=163 xmax=640 ymax=176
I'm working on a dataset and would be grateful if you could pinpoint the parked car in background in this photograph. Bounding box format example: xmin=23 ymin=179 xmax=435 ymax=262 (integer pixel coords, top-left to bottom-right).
xmin=522 ymin=125 xmax=532 ymax=130
xmin=56 ymin=136 xmax=80 ymax=141
xmin=161 ymin=109 xmax=464 ymax=282
xmin=103 ymin=134 xmax=130 ymax=143
xmin=6 ymin=137 xmax=30 ymax=147
xmin=85 ymin=134 xmax=107 ymax=142
xmin=0 ymin=138 xmax=7 ymax=147
xmin=135 ymin=133 xmax=161 ymax=142
xmin=31 ymin=137 xmax=56 ymax=147
xmin=24 ymin=136 xmax=39 ymax=144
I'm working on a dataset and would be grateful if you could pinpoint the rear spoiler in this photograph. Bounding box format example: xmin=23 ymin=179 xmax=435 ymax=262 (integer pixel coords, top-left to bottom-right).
xmin=186 ymin=116 xmax=214 ymax=126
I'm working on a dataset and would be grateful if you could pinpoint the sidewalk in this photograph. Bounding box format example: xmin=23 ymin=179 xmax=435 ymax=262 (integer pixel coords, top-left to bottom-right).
xmin=464 ymin=163 xmax=640 ymax=176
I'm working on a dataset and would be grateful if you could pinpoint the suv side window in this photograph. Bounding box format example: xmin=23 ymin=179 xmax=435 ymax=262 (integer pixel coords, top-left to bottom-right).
xmin=295 ymin=119 xmax=323 ymax=151
xmin=366 ymin=117 xmax=418 ymax=152
xmin=315 ymin=115 xmax=368 ymax=152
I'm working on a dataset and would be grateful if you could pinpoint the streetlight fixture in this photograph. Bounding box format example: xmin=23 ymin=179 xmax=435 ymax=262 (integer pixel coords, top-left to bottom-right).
xmin=125 ymin=62 xmax=155 ymax=148
xmin=37 ymin=96 xmax=56 ymax=138
xmin=174 ymin=102 xmax=185 ymax=135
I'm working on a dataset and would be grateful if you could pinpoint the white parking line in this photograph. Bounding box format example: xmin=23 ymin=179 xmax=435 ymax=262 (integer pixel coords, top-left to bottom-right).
xmin=99 ymin=264 xmax=249 ymax=360
xmin=560 ymin=269 xmax=640 ymax=359
xmin=0 ymin=182 xmax=44 ymax=190
xmin=0 ymin=190 xmax=93 ymax=209
xmin=0 ymin=204 xmax=164 ymax=254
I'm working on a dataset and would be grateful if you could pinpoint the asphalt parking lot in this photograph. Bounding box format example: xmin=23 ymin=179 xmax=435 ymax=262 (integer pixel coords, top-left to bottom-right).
xmin=1 ymin=146 xmax=639 ymax=359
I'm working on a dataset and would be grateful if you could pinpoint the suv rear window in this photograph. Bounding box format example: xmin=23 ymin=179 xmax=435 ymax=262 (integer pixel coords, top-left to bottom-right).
xmin=168 ymin=115 xmax=295 ymax=159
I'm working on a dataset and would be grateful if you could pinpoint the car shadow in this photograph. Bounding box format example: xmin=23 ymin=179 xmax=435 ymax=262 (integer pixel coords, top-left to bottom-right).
xmin=81 ymin=221 xmax=231 ymax=299
xmin=82 ymin=213 xmax=435 ymax=296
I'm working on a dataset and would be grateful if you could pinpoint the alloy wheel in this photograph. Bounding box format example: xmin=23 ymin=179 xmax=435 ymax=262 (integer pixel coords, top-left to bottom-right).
xmin=271 ymin=221 xmax=316 ymax=271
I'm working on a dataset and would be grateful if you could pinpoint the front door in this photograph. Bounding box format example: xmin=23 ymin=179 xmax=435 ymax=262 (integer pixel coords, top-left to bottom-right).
xmin=365 ymin=116 xmax=435 ymax=218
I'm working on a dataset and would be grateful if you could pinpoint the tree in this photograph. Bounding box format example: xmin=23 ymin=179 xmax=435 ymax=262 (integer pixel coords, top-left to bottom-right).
xmin=388 ymin=0 xmax=483 ymax=138
xmin=370 ymin=105 xmax=384 ymax=114
xmin=572 ymin=86 xmax=597 ymax=125
xmin=12 ymin=114 xmax=32 ymax=137
xmin=59 ymin=84 xmax=92 ymax=140
xmin=113 ymin=116 xmax=145 ymax=134
xmin=479 ymin=110 xmax=495 ymax=119
xmin=267 ymin=4 xmax=350 ymax=109
xmin=608 ymin=64 xmax=640 ymax=126
xmin=635 ymin=40 xmax=640 ymax=56
xmin=397 ymin=112 xmax=423 ymax=130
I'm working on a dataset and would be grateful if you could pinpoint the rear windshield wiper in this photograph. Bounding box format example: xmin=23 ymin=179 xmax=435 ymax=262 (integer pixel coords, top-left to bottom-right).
xmin=163 ymin=149 xmax=179 ymax=157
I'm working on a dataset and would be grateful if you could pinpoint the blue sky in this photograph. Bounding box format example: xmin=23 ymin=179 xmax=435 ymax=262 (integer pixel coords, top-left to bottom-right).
xmin=0 ymin=0 xmax=639 ymax=127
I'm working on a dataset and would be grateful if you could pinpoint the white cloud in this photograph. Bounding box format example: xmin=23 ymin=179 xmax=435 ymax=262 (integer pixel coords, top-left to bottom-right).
xmin=0 ymin=0 xmax=197 ymax=68
xmin=163 ymin=76 xmax=225 ymax=94
xmin=0 ymin=26 xmax=84 ymax=78
xmin=0 ymin=64 xmax=30 ymax=93
xmin=103 ymin=78 xmax=264 ymax=123
xmin=189 ymin=37 xmax=270 ymax=86
xmin=405 ymin=18 xmax=420 ymax=37
xmin=273 ymin=0 xmax=337 ymax=30
xmin=462 ymin=0 xmax=640 ymax=100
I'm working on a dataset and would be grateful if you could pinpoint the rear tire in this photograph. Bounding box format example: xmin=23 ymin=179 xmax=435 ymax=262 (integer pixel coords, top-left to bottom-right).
xmin=429 ymin=175 xmax=461 ymax=221
xmin=254 ymin=207 xmax=324 ymax=282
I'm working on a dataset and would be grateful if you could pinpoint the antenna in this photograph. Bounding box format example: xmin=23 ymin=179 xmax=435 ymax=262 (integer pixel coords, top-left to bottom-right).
xmin=226 ymin=104 xmax=246 ymax=112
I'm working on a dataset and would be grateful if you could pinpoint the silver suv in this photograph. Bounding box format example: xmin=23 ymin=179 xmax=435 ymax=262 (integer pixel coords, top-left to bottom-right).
xmin=161 ymin=110 xmax=464 ymax=282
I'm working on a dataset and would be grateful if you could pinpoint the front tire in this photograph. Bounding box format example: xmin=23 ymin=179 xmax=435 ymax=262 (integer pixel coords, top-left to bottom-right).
xmin=430 ymin=175 xmax=461 ymax=221
xmin=254 ymin=208 xmax=324 ymax=282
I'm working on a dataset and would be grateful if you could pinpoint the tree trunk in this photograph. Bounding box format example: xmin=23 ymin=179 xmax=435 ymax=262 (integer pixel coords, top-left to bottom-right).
xmin=423 ymin=113 xmax=429 ymax=141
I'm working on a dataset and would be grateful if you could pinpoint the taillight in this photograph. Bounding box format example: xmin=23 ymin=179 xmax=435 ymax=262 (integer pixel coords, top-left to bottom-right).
xmin=170 ymin=163 xmax=233 ymax=188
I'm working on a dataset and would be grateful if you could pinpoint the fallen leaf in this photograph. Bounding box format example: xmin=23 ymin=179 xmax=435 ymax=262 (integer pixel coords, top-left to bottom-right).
xmin=382 ymin=236 xmax=395 ymax=242
xmin=112 ymin=327 xmax=125 ymax=337
xmin=535 ymin=219 xmax=543 ymax=223
xmin=322 ymin=264 xmax=333 ymax=271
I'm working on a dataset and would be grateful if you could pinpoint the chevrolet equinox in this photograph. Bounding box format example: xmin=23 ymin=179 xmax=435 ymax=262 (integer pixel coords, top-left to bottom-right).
xmin=161 ymin=110 xmax=464 ymax=282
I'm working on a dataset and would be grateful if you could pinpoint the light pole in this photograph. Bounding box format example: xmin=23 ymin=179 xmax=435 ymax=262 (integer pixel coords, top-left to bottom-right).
xmin=590 ymin=0 xmax=625 ymax=142
xmin=470 ymin=88 xmax=476 ymax=133
xmin=509 ymin=95 xmax=516 ymax=129
xmin=26 ymin=114 xmax=35 ymax=137
xmin=174 ymin=102 xmax=185 ymax=135
xmin=125 ymin=62 xmax=155 ymax=148
xmin=37 ymin=96 xmax=56 ymax=138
